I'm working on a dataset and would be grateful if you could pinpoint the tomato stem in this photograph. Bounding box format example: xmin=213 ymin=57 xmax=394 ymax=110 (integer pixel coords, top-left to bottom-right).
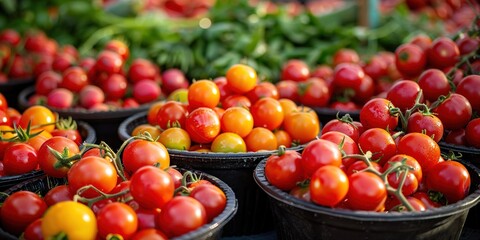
xmin=74 ymin=185 xmax=130 ymax=208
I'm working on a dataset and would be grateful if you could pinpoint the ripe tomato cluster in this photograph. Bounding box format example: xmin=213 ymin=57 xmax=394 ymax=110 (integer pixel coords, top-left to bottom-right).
xmin=134 ymin=63 xmax=321 ymax=153
xmin=0 ymin=134 xmax=228 ymax=239
xmin=0 ymin=102 xmax=85 ymax=177
xmin=1 ymin=27 xmax=190 ymax=111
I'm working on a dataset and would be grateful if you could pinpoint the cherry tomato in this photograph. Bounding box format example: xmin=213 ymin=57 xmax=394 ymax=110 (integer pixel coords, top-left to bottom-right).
xmin=274 ymin=129 xmax=292 ymax=148
xmin=185 ymin=107 xmax=220 ymax=144
xmin=221 ymin=94 xmax=252 ymax=109
xmin=158 ymin=127 xmax=191 ymax=150
xmin=35 ymin=70 xmax=61 ymax=95
xmin=332 ymin=49 xmax=360 ymax=66
xmin=360 ymin=98 xmax=398 ymax=130
xmin=363 ymin=55 xmax=388 ymax=81
xmin=221 ymin=107 xmax=253 ymax=138
xmin=41 ymin=201 xmax=97 ymax=240
xmin=322 ymin=115 xmax=360 ymax=142
xmin=133 ymin=79 xmax=162 ymax=104
xmin=60 ymin=66 xmax=89 ymax=93
xmin=1 ymin=191 xmax=47 ymax=235
xmin=465 ymin=118 xmax=480 ymax=148
xmin=226 ymin=64 xmax=258 ymax=94
xmin=456 ymin=75 xmax=480 ymax=112
xmin=407 ymin=112 xmax=444 ymax=142
xmin=281 ymin=59 xmax=310 ymax=82
xmin=409 ymin=33 xmax=432 ymax=50
xmin=3 ymin=143 xmax=38 ymax=175
xmin=276 ymin=80 xmax=300 ymax=102
xmin=417 ymin=69 xmax=451 ymax=102
xmin=161 ymin=68 xmax=189 ymax=95
xmin=37 ymin=136 xmax=80 ymax=178
xmin=122 ymin=139 xmax=170 ymax=175
xmin=433 ymin=93 xmax=472 ymax=130
xmin=244 ymin=127 xmax=277 ymax=152
xmin=298 ymin=78 xmax=330 ymax=107
xmin=250 ymin=97 xmax=284 ymax=131
xmin=19 ymin=105 xmax=56 ymax=133
xmin=46 ymin=88 xmax=74 ymax=109
xmin=320 ymin=131 xmax=360 ymax=169
xmin=156 ymin=196 xmax=207 ymax=238
xmin=387 ymin=196 xmax=426 ymax=212
xmin=289 ymin=185 xmax=310 ymax=202
xmin=346 ymin=172 xmax=387 ymax=211
xmin=133 ymin=124 xmax=162 ymax=140
xmin=397 ymin=132 xmax=440 ymax=172
xmin=23 ymin=218 xmax=43 ymax=240
xmin=104 ymin=39 xmax=130 ymax=61
xmin=395 ymin=43 xmax=426 ymax=78
xmin=68 ymin=156 xmax=117 ymax=198
xmin=156 ymin=101 xmax=188 ymax=130
xmin=97 ymin=202 xmax=138 ymax=239
xmin=101 ymin=73 xmax=128 ymax=101
xmin=283 ymin=110 xmax=320 ymax=144
xmin=411 ymin=191 xmax=443 ymax=209
xmin=301 ymin=139 xmax=342 ymax=178
xmin=44 ymin=185 xmax=74 ymax=206
xmin=211 ymin=132 xmax=246 ymax=153
xmin=357 ymin=128 xmax=397 ymax=166
xmin=333 ymin=63 xmax=365 ymax=90
xmin=188 ymin=80 xmax=220 ymax=109
xmin=190 ymin=184 xmax=227 ymax=222
xmin=444 ymin=129 xmax=467 ymax=146
xmin=426 ymin=160 xmax=470 ymax=203
xmin=130 ymin=166 xmax=174 ymax=209
xmin=136 ymin=207 xmax=160 ymax=230
xmin=265 ymin=148 xmax=303 ymax=191
xmin=95 ymin=50 xmax=123 ymax=75
xmin=345 ymin=160 xmax=382 ymax=176
xmin=131 ymin=228 xmax=168 ymax=240
xmin=386 ymin=80 xmax=423 ymax=112
xmin=245 ymin=81 xmax=279 ymax=104
xmin=310 ymin=165 xmax=349 ymax=207
xmin=427 ymin=37 xmax=460 ymax=69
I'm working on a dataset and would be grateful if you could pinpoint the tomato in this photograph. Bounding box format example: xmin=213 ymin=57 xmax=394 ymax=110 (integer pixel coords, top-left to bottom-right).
xmin=97 ymin=202 xmax=138 ymax=239
xmin=386 ymin=80 xmax=423 ymax=112
xmin=250 ymin=97 xmax=284 ymax=131
xmin=395 ymin=43 xmax=426 ymax=78
xmin=310 ymin=165 xmax=349 ymax=207
xmin=433 ymin=93 xmax=472 ymax=130
xmin=44 ymin=185 xmax=74 ymax=206
xmin=322 ymin=115 xmax=360 ymax=142
xmin=346 ymin=172 xmax=387 ymax=211
xmin=0 ymin=191 xmax=47 ymax=235
xmin=60 ymin=66 xmax=89 ymax=93
xmin=213 ymin=77 xmax=233 ymax=101
xmin=210 ymin=132 xmax=246 ymax=153
xmin=42 ymin=201 xmax=97 ymax=240
xmin=333 ymin=63 xmax=365 ymax=91
xmin=397 ymin=132 xmax=440 ymax=172
xmin=130 ymin=166 xmax=174 ymax=209
xmin=245 ymin=81 xmax=279 ymax=104
xmin=456 ymin=75 xmax=480 ymax=112
xmin=456 ymin=35 xmax=479 ymax=55
xmin=185 ymin=107 xmax=220 ymax=144
xmin=132 ymin=124 xmax=162 ymax=140
xmin=221 ymin=94 xmax=252 ymax=109
xmin=409 ymin=33 xmax=432 ymax=50
xmin=417 ymin=69 xmax=451 ymax=102
xmin=320 ymin=131 xmax=360 ymax=169
xmin=298 ymin=78 xmax=330 ymax=107
xmin=133 ymin=79 xmax=162 ymax=104
xmin=0 ymin=93 xmax=7 ymax=112
xmin=427 ymin=37 xmax=460 ymax=69
xmin=345 ymin=160 xmax=381 ymax=176
xmin=278 ymin=98 xmax=298 ymax=117
xmin=332 ymin=49 xmax=360 ymax=66
xmin=155 ymin=101 xmax=187 ymax=130
xmin=95 ymin=50 xmax=124 ymax=75
xmin=274 ymin=129 xmax=292 ymax=148
xmin=363 ymin=56 xmax=387 ymax=81
xmin=122 ymin=139 xmax=170 ymax=175
xmin=161 ymin=68 xmax=189 ymax=95
xmin=360 ymin=98 xmax=398 ymax=130
xmin=386 ymin=168 xmax=419 ymax=196
xmin=78 ymin=85 xmax=105 ymax=109
xmin=465 ymin=118 xmax=480 ymax=148
xmin=104 ymin=39 xmax=130 ymax=61
xmin=283 ymin=110 xmax=320 ymax=144
xmin=19 ymin=105 xmax=56 ymax=133
xmin=0 ymin=29 xmax=20 ymax=46
xmin=244 ymin=127 xmax=277 ymax=152
xmin=221 ymin=107 xmax=253 ymax=138
xmin=68 ymin=156 xmax=117 ymax=198
xmin=35 ymin=70 xmax=62 ymax=95
xmin=426 ymin=160 xmax=470 ymax=203
xmin=301 ymin=139 xmax=342 ymax=178
xmin=281 ymin=59 xmax=310 ymax=82
xmin=131 ymin=228 xmax=168 ymax=240
xmin=276 ymin=80 xmax=300 ymax=103
xmin=190 ymin=184 xmax=227 ymax=222
xmin=387 ymin=196 xmax=426 ymax=212
xmin=357 ymin=128 xmax=397 ymax=166
xmin=3 ymin=143 xmax=38 ymax=175
xmin=23 ymin=218 xmax=43 ymax=240
xmin=46 ymin=88 xmax=74 ymax=109
xmin=101 ymin=73 xmax=128 ymax=101
xmin=407 ymin=112 xmax=444 ymax=142
xmin=158 ymin=127 xmax=191 ymax=150
xmin=156 ymin=196 xmax=207 ymax=238
xmin=265 ymin=148 xmax=303 ymax=191
xmin=226 ymin=64 xmax=258 ymax=94
xmin=0 ymin=109 xmax=10 ymax=126
xmin=411 ymin=191 xmax=443 ymax=209
xmin=290 ymin=185 xmax=310 ymax=201
xmin=37 ymin=136 xmax=80 ymax=178
xmin=135 ymin=207 xmax=160 ymax=230
xmin=444 ymin=129 xmax=467 ymax=146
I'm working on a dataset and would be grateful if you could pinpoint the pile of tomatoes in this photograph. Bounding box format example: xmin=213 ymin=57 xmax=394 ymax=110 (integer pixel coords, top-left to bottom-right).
xmin=0 ymin=131 xmax=229 ymax=239
xmin=133 ymin=63 xmax=321 ymax=153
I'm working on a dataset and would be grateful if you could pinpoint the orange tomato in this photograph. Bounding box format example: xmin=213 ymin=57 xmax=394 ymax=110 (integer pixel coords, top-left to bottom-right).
xmin=221 ymin=107 xmax=253 ymax=138
xmin=244 ymin=127 xmax=277 ymax=152
xmin=226 ymin=64 xmax=257 ymax=94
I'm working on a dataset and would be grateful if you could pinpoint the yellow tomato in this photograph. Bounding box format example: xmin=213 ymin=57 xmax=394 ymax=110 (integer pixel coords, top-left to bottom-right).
xmin=42 ymin=201 xmax=97 ymax=240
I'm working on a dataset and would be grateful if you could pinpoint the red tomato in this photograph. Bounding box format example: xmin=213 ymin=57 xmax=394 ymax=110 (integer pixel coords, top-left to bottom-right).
xmin=104 ymin=39 xmax=130 ymax=61
xmin=97 ymin=202 xmax=138 ymax=239
xmin=250 ymin=97 xmax=284 ymax=131
xmin=417 ymin=69 xmax=451 ymax=102
xmin=265 ymin=149 xmax=303 ymax=191
xmin=332 ymin=49 xmax=360 ymax=66
xmin=129 ymin=166 xmax=174 ymax=210
xmin=122 ymin=139 xmax=170 ymax=175
xmin=345 ymin=160 xmax=381 ymax=176
xmin=426 ymin=161 xmax=470 ymax=203
xmin=0 ymin=191 xmax=47 ymax=235
xmin=133 ymin=79 xmax=162 ymax=104
xmin=427 ymin=37 xmax=460 ymax=69
xmin=276 ymin=80 xmax=300 ymax=103
xmin=310 ymin=165 xmax=349 ymax=207
xmin=346 ymin=172 xmax=387 ymax=211
xmin=411 ymin=191 xmax=443 ymax=209
xmin=185 ymin=107 xmax=220 ymax=144
xmin=68 ymin=156 xmax=117 ymax=198
xmin=456 ymin=75 xmax=480 ymax=112
xmin=190 ymin=184 xmax=227 ymax=222
xmin=60 ymin=66 xmax=89 ymax=93
xmin=161 ymin=68 xmax=189 ymax=95
xmin=156 ymin=101 xmax=188 ymax=130
xmin=95 ymin=50 xmax=124 ymax=75
xmin=397 ymin=132 xmax=440 ymax=172
xmin=37 ymin=136 xmax=80 ymax=178
xmin=407 ymin=112 xmax=444 ymax=142
xmin=213 ymin=76 xmax=234 ymax=101
xmin=360 ymin=98 xmax=399 ymax=130
xmin=156 ymin=196 xmax=207 ymax=238
xmin=46 ymin=88 xmax=74 ymax=109
xmin=395 ymin=43 xmax=426 ymax=78
xmin=135 ymin=208 xmax=160 ymax=230
xmin=3 ymin=143 xmax=37 ymax=175
xmin=409 ymin=33 xmax=432 ymax=50
xmin=298 ymin=78 xmax=330 ymax=107
xmin=281 ymin=59 xmax=310 ymax=82
xmin=44 ymin=185 xmax=74 ymax=206
xmin=79 ymin=85 xmax=105 ymax=109
xmin=386 ymin=80 xmax=423 ymax=112
xmin=289 ymin=185 xmax=311 ymax=202
xmin=321 ymin=115 xmax=360 ymax=142
xmin=221 ymin=94 xmax=252 ymax=109
xmin=101 ymin=73 xmax=128 ymax=101
xmin=35 ymin=70 xmax=61 ymax=95
xmin=465 ymin=118 xmax=480 ymax=148
xmin=433 ymin=93 xmax=472 ymax=130
xmin=245 ymin=81 xmax=279 ymax=104
xmin=131 ymin=229 xmax=168 ymax=240
xmin=301 ymin=139 xmax=342 ymax=178
xmin=363 ymin=55 xmax=388 ymax=81
xmin=333 ymin=63 xmax=365 ymax=90
xmin=357 ymin=128 xmax=397 ymax=166
xmin=387 ymin=196 xmax=426 ymax=212
xmin=23 ymin=218 xmax=43 ymax=240
xmin=444 ymin=129 xmax=467 ymax=146
xmin=320 ymin=131 xmax=359 ymax=169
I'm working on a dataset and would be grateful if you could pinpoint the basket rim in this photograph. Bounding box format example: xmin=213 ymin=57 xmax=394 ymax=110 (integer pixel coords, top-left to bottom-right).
xmin=0 ymin=77 xmax=34 ymax=87
xmin=438 ymin=140 xmax=480 ymax=154
xmin=18 ymin=86 xmax=154 ymax=118
xmin=253 ymin=157 xmax=480 ymax=222
xmin=311 ymin=106 xmax=360 ymax=118
xmin=118 ymin=111 xmax=304 ymax=158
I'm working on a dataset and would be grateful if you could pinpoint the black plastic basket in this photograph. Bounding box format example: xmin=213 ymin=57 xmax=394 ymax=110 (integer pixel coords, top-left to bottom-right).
xmin=119 ymin=112 xmax=304 ymax=236
xmin=0 ymin=167 xmax=237 ymax=240
xmin=312 ymin=107 xmax=360 ymax=125
xmin=0 ymin=77 xmax=35 ymax=109
xmin=254 ymin=158 xmax=480 ymax=240
xmin=18 ymin=86 xmax=153 ymax=150
xmin=439 ymin=141 xmax=480 ymax=168
xmin=0 ymin=120 xmax=96 ymax=191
